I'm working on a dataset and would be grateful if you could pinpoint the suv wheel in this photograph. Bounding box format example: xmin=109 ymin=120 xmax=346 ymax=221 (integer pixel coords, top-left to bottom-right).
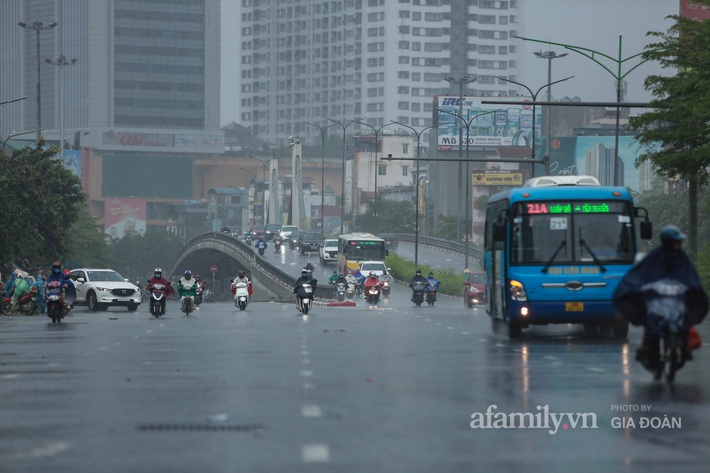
xmin=87 ymin=292 xmax=101 ymax=311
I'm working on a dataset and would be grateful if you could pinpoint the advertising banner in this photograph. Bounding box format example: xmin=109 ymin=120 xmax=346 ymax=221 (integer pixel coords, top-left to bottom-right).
xmin=435 ymin=95 xmax=542 ymax=150
xmin=104 ymin=198 xmax=147 ymax=238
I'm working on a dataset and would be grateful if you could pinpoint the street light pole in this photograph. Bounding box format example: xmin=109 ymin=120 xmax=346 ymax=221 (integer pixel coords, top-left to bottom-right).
xmin=304 ymin=121 xmax=338 ymax=238
xmin=390 ymin=122 xmax=437 ymax=268
xmin=515 ymin=34 xmax=652 ymax=185
xmin=433 ymin=109 xmax=497 ymax=270
xmin=444 ymin=75 xmax=476 ymax=243
xmin=533 ymin=51 xmax=568 ymax=160
xmin=18 ymin=19 xmax=58 ymax=143
xmin=45 ymin=54 xmax=78 ymax=163
xmin=353 ymin=120 xmax=396 ymax=235
xmin=325 ymin=117 xmax=362 ymax=235
xmin=495 ymin=75 xmax=574 ymax=175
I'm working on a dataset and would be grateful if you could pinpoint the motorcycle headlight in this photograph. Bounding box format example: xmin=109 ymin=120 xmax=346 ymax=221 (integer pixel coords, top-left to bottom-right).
xmin=509 ymin=280 xmax=528 ymax=302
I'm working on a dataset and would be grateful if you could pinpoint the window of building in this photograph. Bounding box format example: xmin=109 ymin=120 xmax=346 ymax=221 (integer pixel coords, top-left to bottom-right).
xmin=411 ymin=103 xmax=421 ymax=112
xmin=402 ymin=143 xmax=409 ymax=154
xmin=398 ymin=71 xmax=410 ymax=79
xmin=399 ymin=56 xmax=410 ymax=64
xmin=399 ymin=25 xmax=411 ymax=34
xmin=479 ymin=15 xmax=496 ymax=24
xmin=378 ymin=164 xmax=387 ymax=176
xmin=398 ymin=101 xmax=410 ymax=110
xmin=402 ymin=165 xmax=409 ymax=176
xmin=399 ymin=40 xmax=410 ymax=49
xmin=412 ymin=12 xmax=421 ymax=20
xmin=398 ymin=86 xmax=410 ymax=94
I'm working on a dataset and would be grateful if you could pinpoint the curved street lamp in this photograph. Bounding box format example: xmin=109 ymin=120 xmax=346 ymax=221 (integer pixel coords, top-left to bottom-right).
xmin=434 ymin=108 xmax=499 ymax=270
xmin=495 ymin=75 xmax=574 ymax=171
xmin=45 ymin=54 xmax=78 ymax=163
xmin=390 ymin=121 xmax=437 ymax=268
xmin=304 ymin=121 xmax=338 ymax=238
xmin=325 ymin=117 xmax=363 ymax=234
xmin=352 ymin=120 xmax=396 ymax=235
xmin=18 ymin=19 xmax=58 ymax=142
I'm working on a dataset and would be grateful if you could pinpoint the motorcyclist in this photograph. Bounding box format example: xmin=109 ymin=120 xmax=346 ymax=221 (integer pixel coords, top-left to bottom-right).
xmin=147 ymin=268 xmax=175 ymax=298
xmin=4 ymin=271 xmax=17 ymax=298
xmin=10 ymin=272 xmax=30 ymax=315
xmin=232 ymin=270 xmax=252 ymax=297
xmin=409 ymin=269 xmax=428 ymax=302
xmin=613 ymin=225 xmax=708 ymax=365
xmin=304 ymin=261 xmax=315 ymax=275
xmin=177 ymin=270 xmax=198 ymax=312
xmin=294 ymin=269 xmax=318 ymax=295
xmin=328 ymin=270 xmax=339 ymax=285
xmin=32 ymin=270 xmax=47 ymax=315
xmin=364 ymin=271 xmax=381 ymax=292
xmin=255 ymin=237 xmax=268 ymax=253
xmin=426 ymin=271 xmax=441 ymax=300
xmin=46 ymin=262 xmax=74 ymax=312
xmin=334 ymin=273 xmax=348 ymax=287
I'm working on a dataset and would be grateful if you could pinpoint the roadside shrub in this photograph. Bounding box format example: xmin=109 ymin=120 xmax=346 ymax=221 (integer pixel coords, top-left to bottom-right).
xmin=385 ymin=253 xmax=464 ymax=296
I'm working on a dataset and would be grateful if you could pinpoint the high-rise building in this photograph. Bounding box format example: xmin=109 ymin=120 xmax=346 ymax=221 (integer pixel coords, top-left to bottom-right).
xmin=235 ymin=0 xmax=522 ymax=147
xmin=1 ymin=0 xmax=221 ymax=145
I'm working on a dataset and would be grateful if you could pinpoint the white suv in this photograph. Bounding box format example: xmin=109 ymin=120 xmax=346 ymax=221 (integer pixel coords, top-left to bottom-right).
xmin=70 ymin=268 xmax=142 ymax=312
xmin=359 ymin=261 xmax=390 ymax=277
xmin=319 ymin=238 xmax=339 ymax=264
xmin=280 ymin=225 xmax=299 ymax=239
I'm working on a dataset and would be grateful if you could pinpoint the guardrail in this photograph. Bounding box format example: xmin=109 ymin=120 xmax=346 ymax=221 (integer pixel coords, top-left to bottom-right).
xmin=393 ymin=233 xmax=483 ymax=267
xmin=183 ymin=232 xmax=336 ymax=301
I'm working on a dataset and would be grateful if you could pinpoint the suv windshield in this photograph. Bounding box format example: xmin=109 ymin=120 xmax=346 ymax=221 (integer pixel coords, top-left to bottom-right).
xmin=323 ymin=239 xmax=338 ymax=247
xmin=88 ymin=270 xmax=125 ymax=282
xmin=301 ymin=232 xmax=320 ymax=241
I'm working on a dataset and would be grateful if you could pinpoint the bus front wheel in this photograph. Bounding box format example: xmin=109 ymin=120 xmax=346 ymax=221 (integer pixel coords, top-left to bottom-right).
xmin=507 ymin=320 xmax=522 ymax=339
xmin=612 ymin=319 xmax=629 ymax=339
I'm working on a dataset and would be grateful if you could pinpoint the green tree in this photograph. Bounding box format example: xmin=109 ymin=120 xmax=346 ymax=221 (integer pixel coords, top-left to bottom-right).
xmin=355 ymin=196 xmax=415 ymax=233
xmin=629 ymin=8 xmax=710 ymax=256
xmin=433 ymin=215 xmax=458 ymax=241
xmin=0 ymin=142 xmax=84 ymax=266
xmin=64 ymin=204 xmax=116 ymax=269
xmin=110 ymin=231 xmax=185 ymax=281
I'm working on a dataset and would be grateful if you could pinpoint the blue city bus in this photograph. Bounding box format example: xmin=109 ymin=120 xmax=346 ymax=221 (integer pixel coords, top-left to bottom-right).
xmin=484 ymin=175 xmax=652 ymax=339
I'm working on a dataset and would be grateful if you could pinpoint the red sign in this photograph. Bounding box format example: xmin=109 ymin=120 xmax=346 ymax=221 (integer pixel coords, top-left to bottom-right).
xmin=210 ymin=265 xmax=218 ymax=274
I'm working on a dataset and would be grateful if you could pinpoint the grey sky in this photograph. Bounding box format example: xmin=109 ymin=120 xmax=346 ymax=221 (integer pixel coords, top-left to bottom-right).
xmin=220 ymin=0 xmax=678 ymax=126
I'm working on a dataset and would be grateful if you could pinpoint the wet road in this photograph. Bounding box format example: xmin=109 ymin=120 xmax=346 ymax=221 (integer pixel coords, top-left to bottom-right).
xmin=2 ymin=279 xmax=710 ymax=472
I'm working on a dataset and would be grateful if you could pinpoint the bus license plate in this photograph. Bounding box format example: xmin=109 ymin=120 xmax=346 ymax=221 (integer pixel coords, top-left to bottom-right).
xmin=565 ymin=302 xmax=584 ymax=312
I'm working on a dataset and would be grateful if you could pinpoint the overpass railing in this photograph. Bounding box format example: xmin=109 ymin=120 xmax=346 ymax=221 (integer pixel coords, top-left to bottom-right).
xmin=393 ymin=233 xmax=483 ymax=267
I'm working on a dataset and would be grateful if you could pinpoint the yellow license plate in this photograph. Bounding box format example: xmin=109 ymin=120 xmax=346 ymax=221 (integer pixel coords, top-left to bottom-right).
xmin=565 ymin=302 xmax=584 ymax=312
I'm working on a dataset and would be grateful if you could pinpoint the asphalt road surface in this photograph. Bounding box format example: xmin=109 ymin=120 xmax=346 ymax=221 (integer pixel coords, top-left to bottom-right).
xmin=2 ymin=277 xmax=710 ymax=472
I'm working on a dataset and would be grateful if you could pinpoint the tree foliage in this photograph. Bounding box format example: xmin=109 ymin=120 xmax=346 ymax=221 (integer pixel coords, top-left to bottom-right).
xmin=110 ymin=231 xmax=186 ymax=281
xmin=0 ymin=142 xmax=84 ymax=267
xmin=65 ymin=204 xmax=116 ymax=269
xmin=629 ymin=8 xmax=710 ymax=255
xmin=355 ymin=196 xmax=415 ymax=233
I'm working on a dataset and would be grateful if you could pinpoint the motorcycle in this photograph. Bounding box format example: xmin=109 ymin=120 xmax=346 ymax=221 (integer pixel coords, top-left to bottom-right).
xmin=346 ymin=282 xmax=355 ymax=300
xmin=381 ymin=279 xmax=391 ymax=298
xmin=245 ymin=233 xmax=253 ymax=246
xmin=46 ymin=281 xmax=67 ymax=323
xmin=426 ymin=284 xmax=438 ymax=307
xmin=273 ymin=237 xmax=282 ymax=252
xmin=194 ymin=284 xmax=204 ymax=307
xmin=411 ymin=281 xmax=426 ymax=307
xmin=295 ymin=283 xmax=314 ymax=315
xmin=354 ymin=279 xmax=364 ymax=297
xmin=232 ymin=281 xmax=250 ymax=311
xmin=148 ymin=282 xmax=171 ymax=317
xmin=335 ymin=282 xmax=347 ymax=302
xmin=366 ymin=283 xmax=381 ymax=306
xmin=203 ymin=287 xmax=214 ymax=303
xmin=639 ymin=279 xmax=692 ymax=384
xmin=257 ymin=245 xmax=266 ymax=256
xmin=180 ymin=284 xmax=197 ymax=316
xmin=1 ymin=287 xmax=38 ymax=316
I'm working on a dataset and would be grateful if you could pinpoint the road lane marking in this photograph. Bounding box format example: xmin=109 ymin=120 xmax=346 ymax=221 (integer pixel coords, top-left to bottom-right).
xmin=302 ymin=444 xmax=330 ymax=462
xmin=300 ymin=370 xmax=313 ymax=377
xmin=301 ymin=405 xmax=322 ymax=418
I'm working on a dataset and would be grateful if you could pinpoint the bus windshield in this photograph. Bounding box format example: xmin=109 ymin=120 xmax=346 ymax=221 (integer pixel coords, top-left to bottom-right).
xmin=509 ymin=200 xmax=635 ymax=265
xmin=344 ymin=240 xmax=386 ymax=260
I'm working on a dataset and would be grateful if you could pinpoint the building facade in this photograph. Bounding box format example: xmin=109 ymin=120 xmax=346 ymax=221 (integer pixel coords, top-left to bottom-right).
xmin=235 ymin=0 xmax=522 ymax=148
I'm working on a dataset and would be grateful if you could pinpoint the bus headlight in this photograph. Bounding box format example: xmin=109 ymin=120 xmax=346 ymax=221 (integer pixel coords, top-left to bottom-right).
xmin=509 ymin=280 xmax=528 ymax=302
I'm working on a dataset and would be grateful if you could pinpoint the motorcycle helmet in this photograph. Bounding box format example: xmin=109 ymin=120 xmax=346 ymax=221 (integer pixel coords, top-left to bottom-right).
xmin=428 ymin=272 xmax=434 ymax=278
xmin=339 ymin=273 xmax=344 ymax=278
xmin=63 ymin=270 xmax=71 ymax=277
xmin=154 ymin=267 xmax=162 ymax=278
xmin=416 ymin=269 xmax=422 ymax=276
xmin=659 ymin=225 xmax=686 ymax=242
xmin=52 ymin=261 xmax=62 ymax=274
xmin=301 ymin=270 xmax=308 ymax=278
xmin=369 ymin=272 xmax=376 ymax=279
xmin=239 ymin=270 xmax=245 ymax=277
xmin=184 ymin=270 xmax=192 ymax=278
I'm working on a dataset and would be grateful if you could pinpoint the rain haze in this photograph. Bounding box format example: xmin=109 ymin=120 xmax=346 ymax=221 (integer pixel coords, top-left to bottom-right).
xmin=220 ymin=0 xmax=679 ymax=125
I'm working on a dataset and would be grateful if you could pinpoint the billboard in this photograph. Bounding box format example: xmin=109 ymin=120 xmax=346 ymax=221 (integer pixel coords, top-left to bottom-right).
xmin=104 ymin=198 xmax=147 ymax=238
xmin=680 ymin=0 xmax=710 ymax=20
xmin=435 ymin=95 xmax=542 ymax=150
xmin=472 ymin=171 xmax=525 ymax=186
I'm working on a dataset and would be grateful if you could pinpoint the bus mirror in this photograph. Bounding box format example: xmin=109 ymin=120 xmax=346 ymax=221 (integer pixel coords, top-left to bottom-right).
xmin=640 ymin=220 xmax=652 ymax=240
xmin=493 ymin=221 xmax=506 ymax=242
xmin=385 ymin=249 xmax=389 ymax=256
